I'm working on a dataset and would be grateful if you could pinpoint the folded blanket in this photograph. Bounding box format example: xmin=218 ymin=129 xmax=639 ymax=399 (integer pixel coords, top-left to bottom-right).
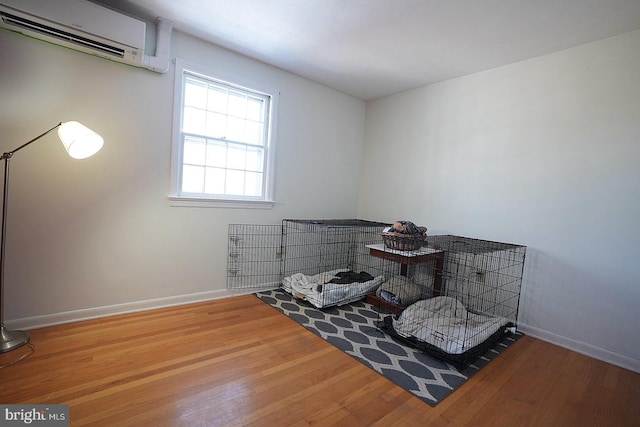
xmin=328 ymin=271 xmax=375 ymax=284
xmin=282 ymin=269 xmax=385 ymax=308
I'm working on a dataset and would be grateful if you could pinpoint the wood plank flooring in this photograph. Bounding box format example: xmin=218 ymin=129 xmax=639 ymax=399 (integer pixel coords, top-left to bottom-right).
xmin=1 ymin=295 xmax=639 ymax=426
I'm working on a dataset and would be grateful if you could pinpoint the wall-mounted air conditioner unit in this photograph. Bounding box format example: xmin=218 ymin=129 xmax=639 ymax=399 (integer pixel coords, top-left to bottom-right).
xmin=0 ymin=0 xmax=147 ymax=67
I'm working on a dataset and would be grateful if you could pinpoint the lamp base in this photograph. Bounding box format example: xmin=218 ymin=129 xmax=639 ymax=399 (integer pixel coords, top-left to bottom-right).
xmin=0 ymin=325 xmax=30 ymax=353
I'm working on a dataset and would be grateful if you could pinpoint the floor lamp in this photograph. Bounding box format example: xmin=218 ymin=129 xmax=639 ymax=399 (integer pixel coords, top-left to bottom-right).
xmin=0 ymin=121 xmax=103 ymax=353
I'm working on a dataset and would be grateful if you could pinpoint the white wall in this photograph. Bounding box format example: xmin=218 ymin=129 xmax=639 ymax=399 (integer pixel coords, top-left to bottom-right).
xmin=0 ymin=28 xmax=366 ymax=327
xmin=358 ymin=30 xmax=640 ymax=372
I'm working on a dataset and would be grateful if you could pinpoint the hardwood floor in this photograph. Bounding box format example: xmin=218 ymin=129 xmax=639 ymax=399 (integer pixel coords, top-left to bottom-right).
xmin=1 ymin=295 xmax=639 ymax=426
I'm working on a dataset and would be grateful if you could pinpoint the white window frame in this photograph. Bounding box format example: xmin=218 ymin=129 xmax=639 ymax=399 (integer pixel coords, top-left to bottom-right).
xmin=169 ymin=59 xmax=278 ymax=208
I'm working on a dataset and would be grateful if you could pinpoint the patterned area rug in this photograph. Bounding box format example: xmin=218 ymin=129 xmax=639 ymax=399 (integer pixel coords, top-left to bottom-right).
xmin=256 ymin=289 xmax=521 ymax=406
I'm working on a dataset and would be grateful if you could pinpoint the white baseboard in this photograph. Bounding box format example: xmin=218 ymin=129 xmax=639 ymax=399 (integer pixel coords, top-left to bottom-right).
xmin=518 ymin=323 xmax=640 ymax=374
xmin=5 ymin=288 xmax=261 ymax=331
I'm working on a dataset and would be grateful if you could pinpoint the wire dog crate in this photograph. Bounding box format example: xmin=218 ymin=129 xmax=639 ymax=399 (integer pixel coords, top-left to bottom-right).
xmin=379 ymin=235 xmax=526 ymax=367
xmin=428 ymin=235 xmax=525 ymax=321
xmin=227 ymin=224 xmax=525 ymax=314
xmin=227 ymin=219 xmax=393 ymax=307
xmin=227 ymin=224 xmax=284 ymax=290
xmin=227 ymin=220 xmax=527 ymax=366
xmin=281 ymin=219 xmax=389 ymax=276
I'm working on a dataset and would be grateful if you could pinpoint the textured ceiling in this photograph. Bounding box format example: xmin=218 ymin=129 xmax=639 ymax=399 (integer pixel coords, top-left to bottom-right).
xmin=96 ymin=0 xmax=640 ymax=100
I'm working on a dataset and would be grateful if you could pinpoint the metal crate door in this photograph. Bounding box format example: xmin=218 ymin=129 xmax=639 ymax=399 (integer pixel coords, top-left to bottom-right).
xmin=227 ymin=224 xmax=284 ymax=290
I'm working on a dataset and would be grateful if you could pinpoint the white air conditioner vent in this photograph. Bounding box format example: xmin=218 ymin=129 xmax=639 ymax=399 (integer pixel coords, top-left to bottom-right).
xmin=1 ymin=11 xmax=127 ymax=58
xmin=0 ymin=0 xmax=156 ymax=68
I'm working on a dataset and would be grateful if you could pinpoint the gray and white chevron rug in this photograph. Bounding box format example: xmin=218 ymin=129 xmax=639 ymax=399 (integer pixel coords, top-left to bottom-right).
xmin=256 ymin=289 xmax=521 ymax=406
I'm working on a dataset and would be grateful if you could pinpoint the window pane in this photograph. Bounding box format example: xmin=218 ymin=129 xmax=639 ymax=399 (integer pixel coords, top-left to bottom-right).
xmin=183 ymin=106 xmax=206 ymax=135
xmin=225 ymin=169 xmax=245 ymax=195
xmin=226 ymin=117 xmax=245 ymax=142
xmin=206 ymin=112 xmax=226 ymax=138
xmin=207 ymin=86 xmax=227 ymax=113
xmin=246 ymin=97 xmax=264 ymax=122
xmin=245 ymin=171 xmax=263 ymax=196
xmin=228 ymin=91 xmax=246 ymax=118
xmin=227 ymin=144 xmax=246 ymax=170
xmin=204 ymin=167 xmax=225 ymax=194
xmin=184 ymin=78 xmax=207 ymax=109
xmin=206 ymin=140 xmax=227 ymax=168
xmin=182 ymin=165 xmax=204 ymax=193
xmin=245 ymin=121 xmax=263 ymax=145
xmin=246 ymin=147 xmax=264 ymax=172
xmin=183 ymin=136 xmax=206 ymax=165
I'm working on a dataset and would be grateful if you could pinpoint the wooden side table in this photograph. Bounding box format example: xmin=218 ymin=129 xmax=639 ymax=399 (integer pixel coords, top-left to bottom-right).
xmin=366 ymin=243 xmax=445 ymax=304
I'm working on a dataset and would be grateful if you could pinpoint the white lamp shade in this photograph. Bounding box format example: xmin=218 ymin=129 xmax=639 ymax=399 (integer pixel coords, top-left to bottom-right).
xmin=57 ymin=121 xmax=104 ymax=159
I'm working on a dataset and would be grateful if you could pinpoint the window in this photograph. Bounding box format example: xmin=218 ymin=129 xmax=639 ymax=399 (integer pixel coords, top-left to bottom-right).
xmin=170 ymin=60 xmax=277 ymax=208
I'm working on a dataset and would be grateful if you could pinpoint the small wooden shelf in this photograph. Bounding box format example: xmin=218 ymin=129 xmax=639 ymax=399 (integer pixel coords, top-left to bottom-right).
xmin=366 ymin=243 xmax=445 ymax=297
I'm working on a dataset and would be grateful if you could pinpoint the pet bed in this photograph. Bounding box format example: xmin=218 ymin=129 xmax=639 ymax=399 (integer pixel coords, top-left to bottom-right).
xmin=281 ymin=268 xmax=386 ymax=308
xmin=381 ymin=296 xmax=513 ymax=367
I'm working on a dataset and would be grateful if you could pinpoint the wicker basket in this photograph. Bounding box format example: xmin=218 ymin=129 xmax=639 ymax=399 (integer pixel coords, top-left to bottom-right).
xmin=382 ymin=231 xmax=425 ymax=251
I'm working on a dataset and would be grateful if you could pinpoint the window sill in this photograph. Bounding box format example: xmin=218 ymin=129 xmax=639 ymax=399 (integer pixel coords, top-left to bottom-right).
xmin=168 ymin=195 xmax=275 ymax=209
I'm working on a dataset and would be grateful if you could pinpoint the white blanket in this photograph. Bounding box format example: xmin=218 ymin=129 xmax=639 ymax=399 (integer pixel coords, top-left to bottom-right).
xmin=282 ymin=269 xmax=386 ymax=308
xmin=392 ymin=296 xmax=509 ymax=354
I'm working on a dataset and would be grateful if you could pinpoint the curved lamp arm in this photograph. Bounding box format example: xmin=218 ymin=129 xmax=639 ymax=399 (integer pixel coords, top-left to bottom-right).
xmin=1 ymin=121 xmax=103 ymax=160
